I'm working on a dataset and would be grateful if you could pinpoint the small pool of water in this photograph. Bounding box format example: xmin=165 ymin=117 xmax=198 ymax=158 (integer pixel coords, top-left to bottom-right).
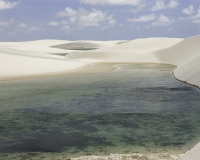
xmin=0 ymin=63 xmax=200 ymax=159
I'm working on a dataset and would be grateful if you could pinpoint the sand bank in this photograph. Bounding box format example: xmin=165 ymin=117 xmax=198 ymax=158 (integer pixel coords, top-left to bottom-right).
xmin=0 ymin=63 xmax=117 ymax=81
xmin=0 ymin=152 xmax=180 ymax=160
xmin=71 ymin=153 xmax=180 ymax=160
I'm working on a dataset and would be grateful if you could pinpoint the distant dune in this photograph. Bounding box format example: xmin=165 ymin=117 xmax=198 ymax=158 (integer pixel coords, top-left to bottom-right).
xmin=0 ymin=36 xmax=200 ymax=159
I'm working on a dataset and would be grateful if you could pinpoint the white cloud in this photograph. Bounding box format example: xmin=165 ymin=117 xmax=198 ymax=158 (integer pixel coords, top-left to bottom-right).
xmin=46 ymin=20 xmax=69 ymax=29
xmin=0 ymin=0 xmax=18 ymax=10
xmin=107 ymin=15 xmax=117 ymax=26
xmin=102 ymin=15 xmax=117 ymax=30
xmin=55 ymin=7 xmax=77 ymax=18
xmin=18 ymin=23 xmax=27 ymax=28
xmin=108 ymin=19 xmax=117 ymax=26
xmin=152 ymin=14 xmax=173 ymax=26
xmin=127 ymin=14 xmax=156 ymax=22
xmin=28 ymin=26 xmax=41 ymax=32
xmin=79 ymin=0 xmax=142 ymax=6
xmin=130 ymin=3 xmax=146 ymax=13
xmin=151 ymin=0 xmax=165 ymax=11
xmin=168 ymin=0 xmax=179 ymax=8
xmin=0 ymin=19 xmax=14 ymax=27
xmin=151 ymin=0 xmax=179 ymax=11
xmin=47 ymin=21 xmax=59 ymax=26
xmin=55 ymin=7 xmax=89 ymax=18
xmin=179 ymin=7 xmax=200 ymax=20
xmin=191 ymin=7 xmax=200 ymax=19
xmin=15 ymin=23 xmax=44 ymax=34
xmin=78 ymin=9 xmax=105 ymax=26
xmin=55 ymin=7 xmax=113 ymax=27
xmin=183 ymin=5 xmax=195 ymax=15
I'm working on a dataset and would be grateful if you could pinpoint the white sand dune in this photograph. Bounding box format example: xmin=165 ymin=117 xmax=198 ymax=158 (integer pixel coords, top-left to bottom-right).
xmin=0 ymin=40 xmax=124 ymax=78
xmin=0 ymin=40 xmax=99 ymax=78
xmin=67 ymin=38 xmax=182 ymax=62
xmin=0 ymin=36 xmax=200 ymax=159
xmin=0 ymin=51 xmax=92 ymax=78
xmin=100 ymin=38 xmax=183 ymax=52
xmin=153 ymin=36 xmax=200 ymax=88
xmin=18 ymin=39 xmax=72 ymax=47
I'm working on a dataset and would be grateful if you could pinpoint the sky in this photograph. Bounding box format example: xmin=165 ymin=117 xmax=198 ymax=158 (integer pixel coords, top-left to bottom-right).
xmin=0 ymin=0 xmax=200 ymax=41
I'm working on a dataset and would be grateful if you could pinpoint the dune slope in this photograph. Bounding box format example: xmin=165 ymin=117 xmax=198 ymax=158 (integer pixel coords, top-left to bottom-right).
xmin=0 ymin=40 xmax=98 ymax=78
xmin=154 ymin=36 xmax=200 ymax=88
xmin=67 ymin=38 xmax=182 ymax=62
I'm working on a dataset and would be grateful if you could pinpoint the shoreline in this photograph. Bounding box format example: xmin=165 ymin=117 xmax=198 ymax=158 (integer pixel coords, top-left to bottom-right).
xmin=0 ymin=62 xmax=116 ymax=82
xmin=0 ymin=62 xmax=176 ymax=82
xmin=172 ymin=72 xmax=200 ymax=90
xmin=0 ymin=152 xmax=181 ymax=160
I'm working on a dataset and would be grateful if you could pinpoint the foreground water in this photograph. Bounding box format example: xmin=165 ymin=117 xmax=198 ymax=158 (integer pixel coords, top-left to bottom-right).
xmin=0 ymin=63 xmax=200 ymax=159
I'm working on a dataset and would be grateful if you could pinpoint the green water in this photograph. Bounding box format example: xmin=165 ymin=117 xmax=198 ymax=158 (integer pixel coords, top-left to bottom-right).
xmin=0 ymin=64 xmax=200 ymax=159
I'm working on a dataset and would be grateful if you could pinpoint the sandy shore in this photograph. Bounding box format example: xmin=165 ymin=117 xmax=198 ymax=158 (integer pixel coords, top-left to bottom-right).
xmin=1 ymin=36 xmax=200 ymax=159
xmin=0 ymin=62 xmax=166 ymax=81
xmin=0 ymin=62 xmax=117 ymax=81
xmin=71 ymin=153 xmax=180 ymax=160
xmin=0 ymin=152 xmax=180 ymax=160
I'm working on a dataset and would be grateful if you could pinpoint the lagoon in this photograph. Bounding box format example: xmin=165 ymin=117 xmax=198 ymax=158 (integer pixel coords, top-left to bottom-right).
xmin=0 ymin=64 xmax=200 ymax=159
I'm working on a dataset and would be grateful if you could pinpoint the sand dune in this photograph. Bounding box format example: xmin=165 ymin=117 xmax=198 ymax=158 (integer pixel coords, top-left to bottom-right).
xmin=100 ymin=38 xmax=183 ymax=52
xmin=0 ymin=40 xmax=99 ymax=78
xmin=153 ymin=36 xmax=200 ymax=88
xmin=66 ymin=38 xmax=182 ymax=62
xmin=18 ymin=39 xmax=72 ymax=47
xmin=0 ymin=36 xmax=200 ymax=159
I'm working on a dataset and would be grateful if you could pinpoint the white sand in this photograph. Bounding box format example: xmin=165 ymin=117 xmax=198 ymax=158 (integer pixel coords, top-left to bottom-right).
xmin=0 ymin=40 xmax=100 ymax=78
xmin=15 ymin=39 xmax=72 ymax=47
xmin=180 ymin=143 xmax=200 ymax=160
xmin=153 ymin=36 xmax=200 ymax=88
xmin=71 ymin=153 xmax=180 ymax=160
xmin=0 ymin=36 xmax=200 ymax=159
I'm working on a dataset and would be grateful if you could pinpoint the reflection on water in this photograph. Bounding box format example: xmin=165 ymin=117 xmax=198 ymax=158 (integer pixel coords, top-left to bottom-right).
xmin=0 ymin=63 xmax=200 ymax=159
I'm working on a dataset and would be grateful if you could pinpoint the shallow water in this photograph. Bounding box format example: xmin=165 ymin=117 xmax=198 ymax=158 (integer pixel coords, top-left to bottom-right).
xmin=0 ymin=64 xmax=200 ymax=159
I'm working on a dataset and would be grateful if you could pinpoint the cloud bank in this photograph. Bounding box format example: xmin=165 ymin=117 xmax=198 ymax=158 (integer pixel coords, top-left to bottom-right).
xmin=79 ymin=0 xmax=142 ymax=6
xmin=151 ymin=0 xmax=179 ymax=11
xmin=0 ymin=0 xmax=18 ymax=10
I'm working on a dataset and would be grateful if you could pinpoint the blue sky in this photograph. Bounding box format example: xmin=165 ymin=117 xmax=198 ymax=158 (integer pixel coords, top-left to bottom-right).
xmin=0 ymin=0 xmax=200 ymax=41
